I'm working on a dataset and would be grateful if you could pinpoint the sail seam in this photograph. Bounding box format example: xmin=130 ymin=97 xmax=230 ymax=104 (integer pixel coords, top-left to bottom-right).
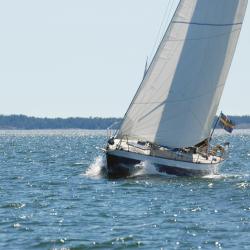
xmin=172 ymin=21 xmax=242 ymax=27
xmin=167 ymin=28 xmax=241 ymax=42
xmin=133 ymin=83 xmax=225 ymax=105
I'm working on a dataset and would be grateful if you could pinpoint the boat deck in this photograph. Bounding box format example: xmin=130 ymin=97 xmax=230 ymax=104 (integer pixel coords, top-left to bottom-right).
xmin=107 ymin=139 xmax=222 ymax=165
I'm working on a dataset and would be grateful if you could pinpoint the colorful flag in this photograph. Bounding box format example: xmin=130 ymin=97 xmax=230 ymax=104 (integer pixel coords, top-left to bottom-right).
xmin=219 ymin=113 xmax=235 ymax=133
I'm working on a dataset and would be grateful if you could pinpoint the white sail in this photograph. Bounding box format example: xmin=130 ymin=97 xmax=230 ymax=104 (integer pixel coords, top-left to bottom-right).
xmin=117 ymin=0 xmax=248 ymax=148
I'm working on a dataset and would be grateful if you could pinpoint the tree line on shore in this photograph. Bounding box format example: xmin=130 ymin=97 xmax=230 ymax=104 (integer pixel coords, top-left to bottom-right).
xmin=0 ymin=114 xmax=249 ymax=130
xmin=0 ymin=115 xmax=122 ymax=130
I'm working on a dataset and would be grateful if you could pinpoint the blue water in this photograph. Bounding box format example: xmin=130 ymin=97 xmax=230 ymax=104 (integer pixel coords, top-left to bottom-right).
xmin=0 ymin=130 xmax=250 ymax=250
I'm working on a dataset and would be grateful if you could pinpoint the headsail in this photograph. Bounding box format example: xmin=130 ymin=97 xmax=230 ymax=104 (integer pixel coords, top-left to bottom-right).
xmin=117 ymin=0 xmax=248 ymax=148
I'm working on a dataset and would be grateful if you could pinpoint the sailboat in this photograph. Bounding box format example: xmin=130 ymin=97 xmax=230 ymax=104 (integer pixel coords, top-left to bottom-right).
xmin=105 ymin=0 xmax=248 ymax=178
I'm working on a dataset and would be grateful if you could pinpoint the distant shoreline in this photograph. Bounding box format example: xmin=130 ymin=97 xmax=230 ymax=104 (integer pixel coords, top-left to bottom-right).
xmin=0 ymin=115 xmax=122 ymax=130
xmin=0 ymin=114 xmax=250 ymax=130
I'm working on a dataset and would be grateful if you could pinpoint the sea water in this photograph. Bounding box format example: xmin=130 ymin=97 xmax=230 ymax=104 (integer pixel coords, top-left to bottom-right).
xmin=0 ymin=129 xmax=250 ymax=249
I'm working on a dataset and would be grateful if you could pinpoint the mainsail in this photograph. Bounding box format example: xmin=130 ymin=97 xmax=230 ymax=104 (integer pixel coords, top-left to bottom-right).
xmin=117 ymin=0 xmax=248 ymax=148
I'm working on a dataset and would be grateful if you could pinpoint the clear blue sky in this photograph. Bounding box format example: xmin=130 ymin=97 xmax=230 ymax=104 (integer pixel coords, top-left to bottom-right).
xmin=0 ymin=0 xmax=249 ymax=118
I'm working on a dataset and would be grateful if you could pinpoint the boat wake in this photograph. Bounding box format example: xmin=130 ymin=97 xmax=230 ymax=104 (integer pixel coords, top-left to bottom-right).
xmin=84 ymin=157 xmax=167 ymax=179
xmin=202 ymin=173 xmax=224 ymax=179
xmin=132 ymin=162 xmax=225 ymax=179
xmin=131 ymin=161 xmax=158 ymax=177
xmin=83 ymin=156 xmax=107 ymax=179
xmin=131 ymin=161 xmax=168 ymax=178
xmin=84 ymin=157 xmax=242 ymax=180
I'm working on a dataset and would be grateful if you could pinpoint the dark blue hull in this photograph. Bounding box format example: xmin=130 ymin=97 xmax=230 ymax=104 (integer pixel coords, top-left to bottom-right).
xmin=106 ymin=152 xmax=206 ymax=178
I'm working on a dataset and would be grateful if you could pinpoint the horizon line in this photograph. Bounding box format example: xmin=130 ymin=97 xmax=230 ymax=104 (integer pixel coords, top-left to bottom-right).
xmin=1 ymin=113 xmax=250 ymax=119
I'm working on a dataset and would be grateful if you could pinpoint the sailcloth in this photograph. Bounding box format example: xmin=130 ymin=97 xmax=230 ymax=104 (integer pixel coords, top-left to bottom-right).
xmin=117 ymin=0 xmax=248 ymax=148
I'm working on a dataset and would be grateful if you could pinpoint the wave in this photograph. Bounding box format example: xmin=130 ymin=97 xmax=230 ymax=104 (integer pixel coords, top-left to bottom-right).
xmin=83 ymin=156 xmax=107 ymax=179
xmin=202 ymin=173 xmax=224 ymax=179
xmin=202 ymin=172 xmax=250 ymax=180
xmin=130 ymin=161 xmax=168 ymax=178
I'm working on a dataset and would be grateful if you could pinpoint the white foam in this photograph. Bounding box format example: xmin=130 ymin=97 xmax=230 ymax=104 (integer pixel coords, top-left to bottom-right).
xmin=131 ymin=161 xmax=165 ymax=177
xmin=83 ymin=156 xmax=106 ymax=179
xmin=202 ymin=172 xmax=249 ymax=180
xmin=202 ymin=164 xmax=223 ymax=179
xmin=202 ymin=173 xmax=223 ymax=179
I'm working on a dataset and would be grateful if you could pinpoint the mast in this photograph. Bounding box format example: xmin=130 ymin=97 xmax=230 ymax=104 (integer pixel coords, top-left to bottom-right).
xmin=143 ymin=57 xmax=148 ymax=79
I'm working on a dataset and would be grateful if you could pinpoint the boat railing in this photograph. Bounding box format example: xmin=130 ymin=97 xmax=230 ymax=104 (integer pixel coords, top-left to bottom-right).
xmin=207 ymin=142 xmax=230 ymax=163
xmin=117 ymin=137 xmax=200 ymax=163
xmin=116 ymin=137 xmax=230 ymax=164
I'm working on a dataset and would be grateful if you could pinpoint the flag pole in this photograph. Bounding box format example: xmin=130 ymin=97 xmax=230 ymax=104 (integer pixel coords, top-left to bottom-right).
xmin=209 ymin=112 xmax=222 ymax=142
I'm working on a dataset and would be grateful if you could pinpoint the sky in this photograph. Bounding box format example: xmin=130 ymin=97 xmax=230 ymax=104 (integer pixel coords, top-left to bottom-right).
xmin=0 ymin=0 xmax=249 ymax=118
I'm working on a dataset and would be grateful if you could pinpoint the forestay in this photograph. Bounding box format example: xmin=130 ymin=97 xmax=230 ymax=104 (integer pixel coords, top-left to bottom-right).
xmin=117 ymin=0 xmax=248 ymax=148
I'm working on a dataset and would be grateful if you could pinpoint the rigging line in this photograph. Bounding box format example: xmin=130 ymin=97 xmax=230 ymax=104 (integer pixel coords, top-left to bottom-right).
xmin=117 ymin=0 xmax=172 ymax=136
xmin=136 ymin=0 xmax=181 ymax=109
xmin=148 ymin=0 xmax=171 ymax=60
xmin=163 ymin=0 xmax=179 ymax=33
xmin=137 ymin=41 xmax=181 ymax=104
xmin=149 ymin=0 xmax=176 ymax=62
xmin=172 ymin=21 xmax=243 ymax=27
xmin=118 ymin=0 xmax=183 ymax=137
xmin=133 ymin=37 xmax=181 ymax=122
